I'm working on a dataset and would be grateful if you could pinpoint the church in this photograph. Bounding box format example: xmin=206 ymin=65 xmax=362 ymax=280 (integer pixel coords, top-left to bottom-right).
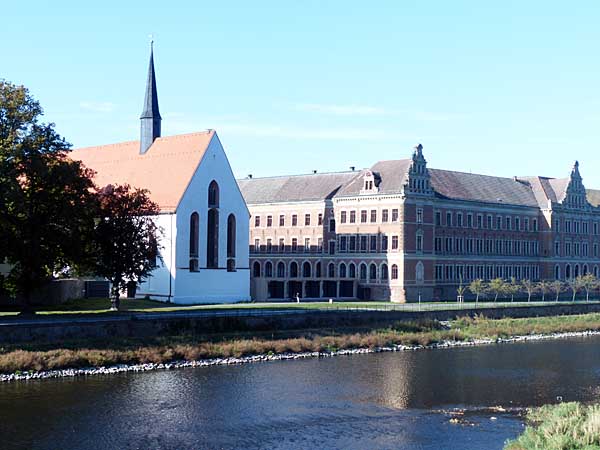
xmin=71 ymin=46 xmax=250 ymax=304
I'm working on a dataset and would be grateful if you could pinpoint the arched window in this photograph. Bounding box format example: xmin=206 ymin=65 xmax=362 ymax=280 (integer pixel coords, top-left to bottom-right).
xmin=359 ymin=263 xmax=367 ymax=280
xmin=555 ymin=265 xmax=561 ymax=280
xmin=566 ymin=264 xmax=571 ymax=279
xmin=277 ymin=261 xmax=285 ymax=278
xmin=381 ymin=264 xmax=388 ymax=280
xmin=253 ymin=261 xmax=261 ymax=278
xmin=594 ymin=266 xmax=599 ymax=277
xmin=339 ymin=263 xmax=347 ymax=278
xmin=349 ymin=263 xmax=356 ymax=279
xmin=207 ymin=208 xmax=219 ymax=268
xmin=302 ymin=261 xmax=312 ymax=278
xmin=575 ymin=264 xmax=580 ymax=278
xmin=290 ymin=261 xmax=298 ymax=278
xmin=328 ymin=262 xmax=335 ymax=278
xmin=416 ymin=261 xmax=424 ymax=283
xmin=227 ymin=214 xmax=236 ymax=272
xmin=583 ymin=264 xmax=588 ymax=276
xmin=369 ymin=263 xmax=377 ymax=281
xmin=265 ymin=261 xmax=273 ymax=277
xmin=391 ymin=264 xmax=398 ymax=280
xmin=208 ymin=180 xmax=219 ymax=208
xmin=189 ymin=212 xmax=199 ymax=272
xmin=316 ymin=262 xmax=322 ymax=278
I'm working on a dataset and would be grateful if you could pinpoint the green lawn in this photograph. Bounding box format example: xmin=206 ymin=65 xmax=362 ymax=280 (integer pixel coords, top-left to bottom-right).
xmin=0 ymin=297 xmax=598 ymax=317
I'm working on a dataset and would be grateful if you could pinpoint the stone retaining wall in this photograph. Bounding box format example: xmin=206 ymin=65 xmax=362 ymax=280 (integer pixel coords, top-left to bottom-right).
xmin=3 ymin=303 xmax=600 ymax=344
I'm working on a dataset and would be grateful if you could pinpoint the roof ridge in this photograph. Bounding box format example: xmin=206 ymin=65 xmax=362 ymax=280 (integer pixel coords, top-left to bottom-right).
xmin=72 ymin=130 xmax=214 ymax=152
xmin=238 ymin=170 xmax=357 ymax=181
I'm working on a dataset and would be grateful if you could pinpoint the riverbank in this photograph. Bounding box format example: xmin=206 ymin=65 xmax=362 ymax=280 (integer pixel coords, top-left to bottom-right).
xmin=504 ymin=402 xmax=600 ymax=449
xmin=4 ymin=313 xmax=600 ymax=382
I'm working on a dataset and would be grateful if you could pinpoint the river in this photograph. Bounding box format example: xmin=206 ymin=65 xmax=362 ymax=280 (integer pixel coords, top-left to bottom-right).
xmin=2 ymin=336 xmax=600 ymax=450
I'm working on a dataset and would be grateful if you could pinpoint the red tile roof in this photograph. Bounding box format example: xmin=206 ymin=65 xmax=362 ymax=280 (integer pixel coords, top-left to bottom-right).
xmin=70 ymin=131 xmax=214 ymax=212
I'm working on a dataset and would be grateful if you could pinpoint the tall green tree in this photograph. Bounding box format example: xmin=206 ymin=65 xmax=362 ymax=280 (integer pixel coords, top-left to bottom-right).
xmin=0 ymin=80 xmax=97 ymax=311
xmin=93 ymin=184 xmax=160 ymax=311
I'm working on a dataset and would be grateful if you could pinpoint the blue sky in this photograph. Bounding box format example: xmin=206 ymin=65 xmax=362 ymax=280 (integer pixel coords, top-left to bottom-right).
xmin=3 ymin=1 xmax=600 ymax=183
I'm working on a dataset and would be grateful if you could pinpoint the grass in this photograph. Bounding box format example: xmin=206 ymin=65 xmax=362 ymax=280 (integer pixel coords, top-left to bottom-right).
xmin=3 ymin=313 xmax=600 ymax=374
xmin=505 ymin=402 xmax=600 ymax=450
xmin=0 ymin=297 xmax=597 ymax=317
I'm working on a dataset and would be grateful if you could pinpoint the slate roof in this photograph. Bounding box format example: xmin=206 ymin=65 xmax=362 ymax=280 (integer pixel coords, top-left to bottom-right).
xmin=336 ymin=159 xmax=412 ymax=196
xmin=587 ymin=189 xmax=600 ymax=207
xmin=70 ymin=131 xmax=214 ymax=212
xmin=237 ymin=171 xmax=357 ymax=204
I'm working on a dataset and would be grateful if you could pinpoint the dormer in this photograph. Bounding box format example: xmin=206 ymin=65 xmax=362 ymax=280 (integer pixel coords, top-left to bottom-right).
xmin=359 ymin=170 xmax=380 ymax=195
xmin=404 ymin=143 xmax=433 ymax=196
xmin=562 ymin=161 xmax=589 ymax=209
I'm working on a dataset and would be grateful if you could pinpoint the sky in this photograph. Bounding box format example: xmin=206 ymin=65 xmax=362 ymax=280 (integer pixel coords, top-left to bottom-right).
xmin=2 ymin=1 xmax=600 ymax=183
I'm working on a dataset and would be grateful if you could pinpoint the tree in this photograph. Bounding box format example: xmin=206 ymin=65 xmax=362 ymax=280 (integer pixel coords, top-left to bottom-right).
xmin=469 ymin=279 xmax=486 ymax=304
xmin=456 ymin=276 xmax=467 ymax=303
xmin=505 ymin=277 xmax=521 ymax=302
xmin=567 ymin=277 xmax=585 ymax=302
xmin=537 ymin=280 xmax=549 ymax=302
xmin=521 ymin=279 xmax=536 ymax=302
xmin=488 ymin=278 xmax=505 ymax=302
xmin=580 ymin=274 xmax=597 ymax=302
xmin=551 ymin=280 xmax=564 ymax=302
xmin=0 ymin=80 xmax=97 ymax=312
xmin=93 ymin=184 xmax=161 ymax=311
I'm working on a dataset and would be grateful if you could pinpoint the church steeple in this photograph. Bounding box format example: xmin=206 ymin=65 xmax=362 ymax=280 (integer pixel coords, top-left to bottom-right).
xmin=140 ymin=41 xmax=161 ymax=154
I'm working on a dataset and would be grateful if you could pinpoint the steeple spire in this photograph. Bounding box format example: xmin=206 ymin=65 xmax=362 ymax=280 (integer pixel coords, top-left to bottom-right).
xmin=140 ymin=40 xmax=161 ymax=154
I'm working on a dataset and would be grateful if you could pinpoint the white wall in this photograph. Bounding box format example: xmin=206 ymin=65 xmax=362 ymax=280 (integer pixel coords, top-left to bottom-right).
xmin=137 ymin=213 xmax=176 ymax=301
xmin=173 ymin=133 xmax=250 ymax=304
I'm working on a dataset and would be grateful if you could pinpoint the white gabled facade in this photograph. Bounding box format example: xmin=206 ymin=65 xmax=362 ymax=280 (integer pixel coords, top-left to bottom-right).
xmin=137 ymin=133 xmax=250 ymax=304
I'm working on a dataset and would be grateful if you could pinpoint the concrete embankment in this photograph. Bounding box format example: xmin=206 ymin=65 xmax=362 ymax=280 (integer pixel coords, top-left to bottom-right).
xmin=3 ymin=303 xmax=600 ymax=344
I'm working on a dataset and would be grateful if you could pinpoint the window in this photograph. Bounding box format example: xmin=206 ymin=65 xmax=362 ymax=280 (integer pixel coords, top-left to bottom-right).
xmin=391 ymin=264 xmax=398 ymax=280
xmin=328 ymin=241 xmax=336 ymax=255
xmin=254 ymin=238 xmax=260 ymax=252
xmin=318 ymin=214 xmax=323 ymax=225
xmin=291 ymin=238 xmax=298 ymax=252
xmin=292 ymin=214 xmax=298 ymax=226
xmin=417 ymin=208 xmax=423 ymax=224
xmin=392 ymin=235 xmax=399 ymax=250
xmin=594 ymin=223 xmax=598 ymax=235
xmin=266 ymin=215 xmax=272 ymax=227
xmin=391 ymin=209 xmax=399 ymax=222
xmin=207 ymin=184 xmax=219 ymax=269
xmin=435 ymin=211 xmax=442 ymax=226
xmin=226 ymin=214 xmax=236 ymax=271
xmin=434 ymin=237 xmax=442 ymax=252
xmin=524 ymin=218 xmax=529 ymax=231
xmin=446 ymin=212 xmax=452 ymax=227
xmin=302 ymin=261 xmax=311 ymax=278
xmin=341 ymin=211 xmax=347 ymax=223
xmin=477 ymin=214 xmax=483 ymax=228
xmin=329 ymin=219 xmax=336 ymax=232
xmin=316 ymin=262 xmax=322 ymax=277
xmin=304 ymin=214 xmax=311 ymax=226
xmin=382 ymin=209 xmax=389 ymax=222
xmin=277 ymin=262 xmax=285 ymax=278
xmin=290 ymin=262 xmax=298 ymax=278
xmin=349 ymin=263 xmax=356 ymax=278
xmin=381 ymin=235 xmax=388 ymax=251
xmin=279 ymin=214 xmax=285 ymax=226
xmin=416 ymin=234 xmax=423 ymax=252
xmin=369 ymin=263 xmax=377 ymax=281
xmin=381 ymin=264 xmax=388 ymax=280
xmin=304 ymin=238 xmax=310 ymax=251
xmin=339 ymin=263 xmax=347 ymax=278
xmin=467 ymin=213 xmax=473 ymax=228
xmin=533 ymin=219 xmax=538 ymax=231
xmin=189 ymin=212 xmax=199 ymax=272
xmin=279 ymin=238 xmax=285 ymax=252
xmin=350 ymin=211 xmax=356 ymax=223
xmin=555 ymin=241 xmax=560 ymax=256
xmin=328 ymin=262 xmax=336 ymax=278
xmin=254 ymin=216 xmax=260 ymax=227
xmin=360 ymin=235 xmax=368 ymax=252
xmin=349 ymin=235 xmax=356 ymax=252
xmin=370 ymin=235 xmax=377 ymax=252
xmin=416 ymin=261 xmax=424 ymax=282
xmin=515 ymin=217 xmax=520 ymax=231
xmin=265 ymin=261 xmax=273 ymax=277
xmin=506 ymin=217 xmax=511 ymax=231
xmin=317 ymin=238 xmax=323 ymax=252
xmin=359 ymin=264 xmax=367 ymax=280
xmin=340 ymin=235 xmax=347 ymax=252
xmin=266 ymin=239 xmax=272 ymax=252
xmin=360 ymin=210 xmax=367 ymax=223
xmin=370 ymin=209 xmax=377 ymax=223
xmin=456 ymin=212 xmax=462 ymax=227
xmin=253 ymin=261 xmax=261 ymax=277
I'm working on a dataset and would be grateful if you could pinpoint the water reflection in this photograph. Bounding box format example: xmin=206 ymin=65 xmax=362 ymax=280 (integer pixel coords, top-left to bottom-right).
xmin=1 ymin=336 xmax=600 ymax=449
